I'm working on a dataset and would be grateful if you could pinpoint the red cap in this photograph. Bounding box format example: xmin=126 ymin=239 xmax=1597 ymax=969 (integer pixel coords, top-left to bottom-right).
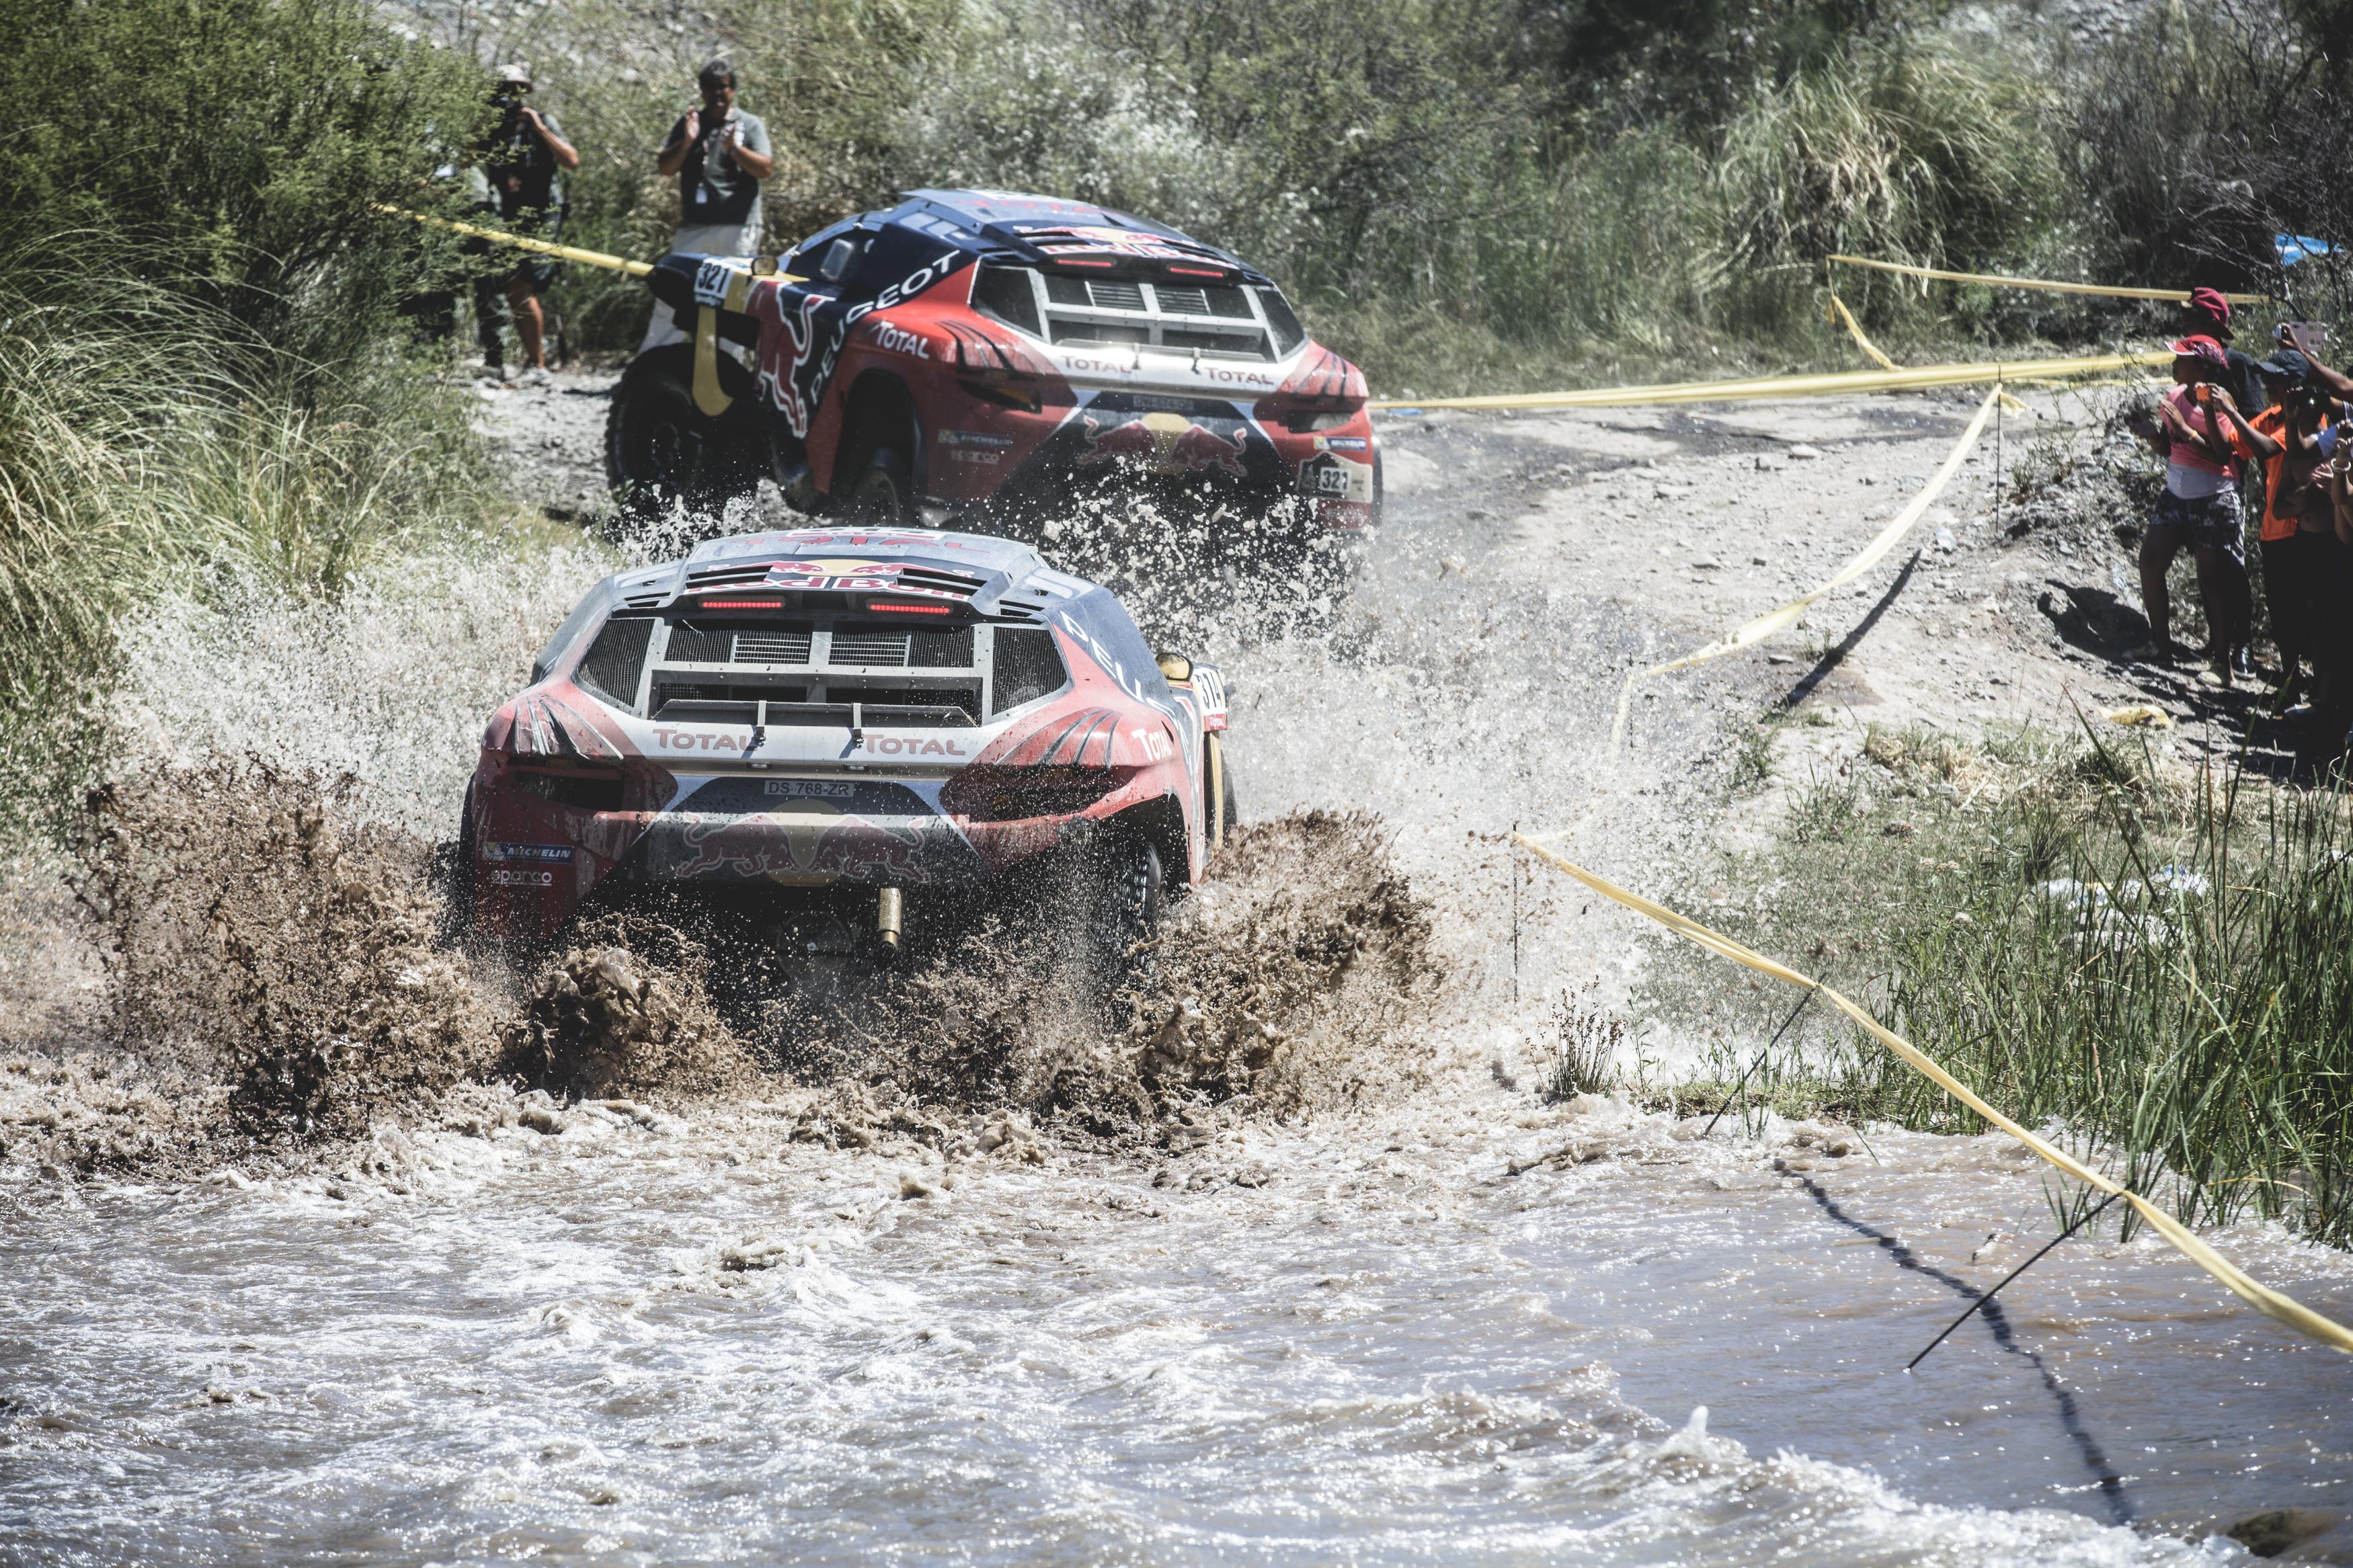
xmin=2186 ymin=286 xmax=2232 ymax=326
xmin=2169 ymin=334 xmax=2228 ymax=367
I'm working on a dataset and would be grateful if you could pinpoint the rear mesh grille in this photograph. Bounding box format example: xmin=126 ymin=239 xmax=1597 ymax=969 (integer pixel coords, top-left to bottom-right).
xmin=1033 ymin=268 xmax=1275 ymax=361
xmin=830 ymin=630 xmax=912 ymax=667
xmin=734 ymin=629 xmax=813 ymax=663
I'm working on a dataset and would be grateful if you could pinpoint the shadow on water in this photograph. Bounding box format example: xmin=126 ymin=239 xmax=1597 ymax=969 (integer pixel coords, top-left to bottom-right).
xmin=1774 ymin=1159 xmax=2134 ymax=1526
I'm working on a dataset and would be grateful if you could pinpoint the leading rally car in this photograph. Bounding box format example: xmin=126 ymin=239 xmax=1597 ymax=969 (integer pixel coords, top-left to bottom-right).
xmin=604 ymin=188 xmax=1380 ymax=559
xmin=462 ymin=526 xmax=1236 ymax=966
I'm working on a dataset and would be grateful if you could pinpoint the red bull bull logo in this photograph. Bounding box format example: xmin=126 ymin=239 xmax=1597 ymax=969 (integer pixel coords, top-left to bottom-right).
xmin=1076 ymin=411 xmax=1246 ymax=477
xmin=663 ymin=802 xmax=947 ymax=885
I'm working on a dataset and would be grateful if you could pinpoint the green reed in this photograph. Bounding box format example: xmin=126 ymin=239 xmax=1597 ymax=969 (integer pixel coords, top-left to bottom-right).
xmin=1880 ymin=738 xmax=2353 ymax=1245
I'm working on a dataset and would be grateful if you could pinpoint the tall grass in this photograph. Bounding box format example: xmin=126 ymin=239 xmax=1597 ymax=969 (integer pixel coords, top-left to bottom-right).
xmin=0 ymin=260 xmax=500 ymax=843
xmin=1646 ymin=722 xmax=2353 ymax=1247
xmin=1882 ymin=744 xmax=2353 ymax=1245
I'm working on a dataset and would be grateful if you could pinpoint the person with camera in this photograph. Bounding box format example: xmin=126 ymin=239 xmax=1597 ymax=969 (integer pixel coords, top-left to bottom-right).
xmin=2134 ymin=334 xmax=2272 ymax=684
xmin=479 ymin=63 xmax=578 ymax=386
xmin=2243 ymin=351 xmax=2334 ymax=712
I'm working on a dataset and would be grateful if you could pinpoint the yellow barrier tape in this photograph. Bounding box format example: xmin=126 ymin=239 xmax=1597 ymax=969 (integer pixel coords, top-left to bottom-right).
xmin=1515 ymin=836 xmax=2353 ymax=1356
xmin=1369 ymin=348 xmax=2167 ymax=413
xmin=1829 ymin=253 xmax=2268 ymax=306
xmin=374 ymin=204 xmax=654 ymax=278
xmin=1603 ymin=383 xmax=2003 ymax=752
xmin=1827 ymin=291 xmax=1900 ymax=372
xmin=1828 ymin=290 xmax=2026 ymax=415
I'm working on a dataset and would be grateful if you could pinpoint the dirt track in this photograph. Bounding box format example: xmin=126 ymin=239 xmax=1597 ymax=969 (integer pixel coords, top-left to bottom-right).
xmin=480 ymin=366 xmax=2243 ymax=827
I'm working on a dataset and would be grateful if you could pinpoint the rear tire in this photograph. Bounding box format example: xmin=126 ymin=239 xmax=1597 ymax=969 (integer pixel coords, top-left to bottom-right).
xmin=1084 ymin=832 xmax=1165 ymax=987
xmin=1205 ymin=733 xmax=1229 ymax=854
xmin=844 ymin=445 xmax=915 ymax=525
xmin=1215 ymin=740 xmax=1238 ymax=841
xmin=604 ymin=345 xmax=754 ymax=517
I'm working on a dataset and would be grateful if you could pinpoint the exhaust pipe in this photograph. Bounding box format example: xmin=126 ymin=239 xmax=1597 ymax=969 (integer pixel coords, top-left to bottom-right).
xmin=876 ymin=886 xmax=903 ymax=958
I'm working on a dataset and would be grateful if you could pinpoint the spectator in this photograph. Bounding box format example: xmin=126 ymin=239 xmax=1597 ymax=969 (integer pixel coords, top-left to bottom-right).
xmin=479 ymin=63 xmax=578 ymax=386
xmin=2137 ymin=335 xmax=2267 ymax=684
xmin=2245 ymin=349 xmax=2328 ymax=711
xmin=2178 ymin=286 xmax=2267 ymax=414
xmin=655 ymin=58 xmax=773 ymax=256
xmin=643 ymin=59 xmax=774 ymax=354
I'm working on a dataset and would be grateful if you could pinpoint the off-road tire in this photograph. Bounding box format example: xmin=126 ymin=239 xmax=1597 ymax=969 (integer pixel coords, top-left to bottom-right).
xmin=1086 ymin=832 xmax=1166 ymax=986
xmin=1214 ymin=739 xmax=1238 ymax=847
xmin=604 ymin=344 xmax=755 ymax=518
xmin=844 ymin=445 xmax=915 ymax=525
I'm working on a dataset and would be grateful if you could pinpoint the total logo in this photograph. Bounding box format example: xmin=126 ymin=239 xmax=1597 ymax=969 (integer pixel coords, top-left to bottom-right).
xmin=1076 ymin=411 xmax=1246 ymax=477
xmin=867 ymin=320 xmax=932 ymax=360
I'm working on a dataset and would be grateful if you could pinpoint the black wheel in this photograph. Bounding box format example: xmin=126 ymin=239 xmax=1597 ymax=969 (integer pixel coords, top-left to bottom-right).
xmin=444 ymin=782 xmax=479 ymax=944
xmin=604 ymin=345 xmax=755 ymax=516
xmin=1216 ymin=740 xmax=1239 ymax=841
xmin=844 ymin=445 xmax=915 ymax=525
xmin=1085 ymin=832 xmax=1165 ymax=983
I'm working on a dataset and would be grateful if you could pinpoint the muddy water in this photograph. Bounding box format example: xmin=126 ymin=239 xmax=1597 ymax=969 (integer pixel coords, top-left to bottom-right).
xmin=7 ymin=1104 xmax=2348 ymax=1564
xmin=6 ymin=403 xmax=2353 ymax=1562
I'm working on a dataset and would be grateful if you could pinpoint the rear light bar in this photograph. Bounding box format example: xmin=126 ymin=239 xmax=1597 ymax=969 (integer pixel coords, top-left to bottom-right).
xmin=1166 ymin=265 xmax=1228 ymax=278
xmin=869 ymin=601 xmax=954 ymax=615
xmin=696 ymin=598 xmax=783 ymax=609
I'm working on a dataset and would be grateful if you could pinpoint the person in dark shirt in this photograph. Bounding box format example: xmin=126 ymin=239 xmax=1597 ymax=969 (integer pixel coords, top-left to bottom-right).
xmin=478 ymin=63 xmax=577 ymax=385
xmin=655 ymin=58 xmax=773 ymax=255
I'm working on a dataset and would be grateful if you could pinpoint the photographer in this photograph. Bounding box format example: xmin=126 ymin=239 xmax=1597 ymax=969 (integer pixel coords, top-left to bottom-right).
xmin=655 ymin=58 xmax=773 ymax=257
xmin=479 ymin=64 xmax=578 ymax=386
xmin=2247 ymin=350 xmax=2334 ymax=712
xmin=2135 ymin=335 xmax=2268 ymax=684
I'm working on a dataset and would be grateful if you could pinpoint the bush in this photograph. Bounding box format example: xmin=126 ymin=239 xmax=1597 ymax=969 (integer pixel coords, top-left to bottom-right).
xmin=0 ymin=0 xmax=489 ymax=358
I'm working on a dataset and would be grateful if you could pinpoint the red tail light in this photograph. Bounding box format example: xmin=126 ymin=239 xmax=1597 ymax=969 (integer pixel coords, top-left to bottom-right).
xmin=697 ymin=599 xmax=782 ymax=609
xmin=869 ymin=601 xmax=954 ymax=615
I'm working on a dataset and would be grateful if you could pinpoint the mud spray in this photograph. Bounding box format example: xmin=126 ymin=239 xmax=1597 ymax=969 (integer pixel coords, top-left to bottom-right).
xmin=3 ymin=510 xmax=2350 ymax=1563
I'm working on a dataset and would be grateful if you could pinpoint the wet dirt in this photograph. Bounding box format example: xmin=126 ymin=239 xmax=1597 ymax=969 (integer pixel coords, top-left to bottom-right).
xmin=3 ymin=370 xmax=2349 ymax=1564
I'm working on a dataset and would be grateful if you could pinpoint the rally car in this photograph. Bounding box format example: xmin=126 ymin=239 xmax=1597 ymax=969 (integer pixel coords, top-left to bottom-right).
xmin=604 ymin=188 xmax=1379 ymax=563
xmin=460 ymin=526 xmax=1236 ymax=973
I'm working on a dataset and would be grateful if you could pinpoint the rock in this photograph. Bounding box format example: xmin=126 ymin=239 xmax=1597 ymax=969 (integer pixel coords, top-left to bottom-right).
xmin=517 ymin=1107 xmax=565 ymax=1136
xmin=2225 ymin=1509 xmax=2336 ymax=1557
xmin=1823 ymin=1142 xmax=1852 ymax=1158
xmin=898 ymin=1172 xmax=935 ymax=1200
xmin=719 ymin=1237 xmax=792 ymax=1272
xmin=1882 ymin=821 xmax=1915 ymax=837
xmin=1787 ymin=444 xmax=1823 ymax=460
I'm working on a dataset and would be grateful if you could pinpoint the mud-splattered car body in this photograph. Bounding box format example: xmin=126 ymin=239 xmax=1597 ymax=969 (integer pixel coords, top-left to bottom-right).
xmin=465 ymin=527 xmax=1232 ymax=948
xmin=606 ymin=189 xmax=1378 ymax=550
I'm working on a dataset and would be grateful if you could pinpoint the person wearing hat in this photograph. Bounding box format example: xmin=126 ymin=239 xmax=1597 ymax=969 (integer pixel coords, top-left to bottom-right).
xmin=2135 ymin=333 xmax=2270 ymax=682
xmin=2180 ymin=286 xmax=2268 ymax=415
xmin=479 ymin=63 xmax=578 ymax=386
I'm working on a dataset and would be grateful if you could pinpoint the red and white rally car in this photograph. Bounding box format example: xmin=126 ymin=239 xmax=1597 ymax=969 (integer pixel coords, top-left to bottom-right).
xmin=461 ymin=526 xmax=1236 ymax=968
xmin=605 ymin=189 xmax=1378 ymax=565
